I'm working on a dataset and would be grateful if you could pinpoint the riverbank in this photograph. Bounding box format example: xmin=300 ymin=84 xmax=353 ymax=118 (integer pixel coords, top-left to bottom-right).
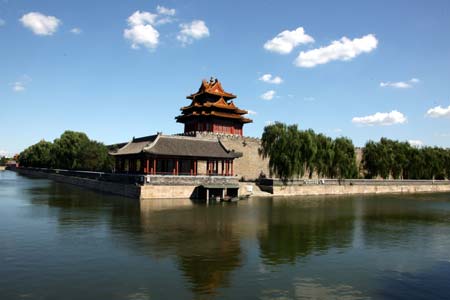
xmin=13 ymin=168 xmax=450 ymax=200
xmin=0 ymin=166 xmax=5 ymax=171
xmin=255 ymin=178 xmax=450 ymax=197
xmin=15 ymin=168 xmax=240 ymax=200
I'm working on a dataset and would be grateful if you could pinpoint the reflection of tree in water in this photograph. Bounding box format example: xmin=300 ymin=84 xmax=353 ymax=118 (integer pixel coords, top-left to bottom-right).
xmin=131 ymin=202 xmax=244 ymax=296
xmin=258 ymin=198 xmax=355 ymax=265
xmin=360 ymin=195 xmax=450 ymax=248
xmin=26 ymin=182 xmax=244 ymax=296
xmin=25 ymin=181 xmax=141 ymax=227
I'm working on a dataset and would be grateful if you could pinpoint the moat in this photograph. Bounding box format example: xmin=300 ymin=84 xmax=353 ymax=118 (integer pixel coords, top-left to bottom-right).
xmin=1 ymin=170 xmax=450 ymax=300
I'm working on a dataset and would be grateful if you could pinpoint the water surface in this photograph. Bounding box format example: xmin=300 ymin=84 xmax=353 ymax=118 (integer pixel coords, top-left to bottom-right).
xmin=1 ymin=171 xmax=450 ymax=299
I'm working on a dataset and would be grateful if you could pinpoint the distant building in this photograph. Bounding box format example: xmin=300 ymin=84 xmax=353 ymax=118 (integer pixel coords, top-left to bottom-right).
xmin=111 ymin=134 xmax=240 ymax=176
xmin=176 ymin=78 xmax=252 ymax=136
xmin=5 ymin=160 xmax=18 ymax=169
xmin=110 ymin=78 xmax=266 ymax=178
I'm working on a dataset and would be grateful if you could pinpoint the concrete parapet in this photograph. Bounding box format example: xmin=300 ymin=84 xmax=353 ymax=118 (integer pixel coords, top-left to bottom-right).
xmin=143 ymin=175 xmax=238 ymax=186
xmin=257 ymin=178 xmax=450 ymax=196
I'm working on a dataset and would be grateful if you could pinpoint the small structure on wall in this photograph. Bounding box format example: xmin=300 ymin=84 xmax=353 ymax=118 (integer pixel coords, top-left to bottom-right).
xmin=176 ymin=78 xmax=252 ymax=136
xmin=111 ymin=134 xmax=241 ymax=176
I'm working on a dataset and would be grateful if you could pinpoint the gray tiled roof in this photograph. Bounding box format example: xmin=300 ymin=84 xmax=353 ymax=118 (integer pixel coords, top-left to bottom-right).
xmin=110 ymin=135 xmax=157 ymax=156
xmin=111 ymin=134 xmax=241 ymax=159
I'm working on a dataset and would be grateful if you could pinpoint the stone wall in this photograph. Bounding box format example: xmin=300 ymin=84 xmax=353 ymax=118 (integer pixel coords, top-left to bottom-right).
xmin=16 ymin=168 xmax=240 ymax=200
xmin=140 ymin=185 xmax=198 ymax=199
xmin=143 ymin=175 xmax=238 ymax=186
xmin=270 ymin=184 xmax=450 ymax=196
xmin=257 ymin=179 xmax=450 ymax=196
xmin=16 ymin=168 xmax=141 ymax=198
xmin=192 ymin=132 xmax=270 ymax=180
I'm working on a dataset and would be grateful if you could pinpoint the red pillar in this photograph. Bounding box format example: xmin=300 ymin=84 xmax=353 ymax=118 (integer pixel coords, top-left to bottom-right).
xmin=194 ymin=160 xmax=197 ymax=175
xmin=231 ymin=160 xmax=234 ymax=176
xmin=153 ymin=159 xmax=157 ymax=175
xmin=175 ymin=159 xmax=179 ymax=175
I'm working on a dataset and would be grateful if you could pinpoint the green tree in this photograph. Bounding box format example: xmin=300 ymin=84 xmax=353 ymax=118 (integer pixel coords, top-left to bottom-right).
xmin=19 ymin=130 xmax=113 ymax=172
xmin=19 ymin=140 xmax=53 ymax=168
xmin=314 ymin=134 xmax=335 ymax=178
xmin=51 ymin=131 xmax=90 ymax=169
xmin=260 ymin=123 xmax=304 ymax=181
xmin=300 ymin=129 xmax=317 ymax=178
xmin=332 ymin=137 xmax=358 ymax=179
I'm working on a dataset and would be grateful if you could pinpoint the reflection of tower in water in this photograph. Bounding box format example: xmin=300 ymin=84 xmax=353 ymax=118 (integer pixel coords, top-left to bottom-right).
xmin=138 ymin=200 xmax=244 ymax=296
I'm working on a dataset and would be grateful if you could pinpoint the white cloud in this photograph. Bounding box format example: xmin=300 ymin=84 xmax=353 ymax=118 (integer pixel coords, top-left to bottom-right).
xmin=154 ymin=6 xmax=176 ymax=25
xmin=20 ymin=12 xmax=61 ymax=36
xmin=265 ymin=121 xmax=275 ymax=126
xmin=124 ymin=25 xmax=159 ymax=49
xmin=70 ymin=27 xmax=82 ymax=34
xmin=303 ymin=96 xmax=315 ymax=102
xmin=408 ymin=140 xmax=424 ymax=147
xmin=246 ymin=110 xmax=257 ymax=115
xmin=426 ymin=105 xmax=450 ymax=118
xmin=264 ymin=27 xmax=314 ymax=54
xmin=294 ymin=34 xmax=378 ymax=68
xmin=380 ymin=78 xmax=420 ymax=89
xmin=333 ymin=128 xmax=343 ymax=133
xmin=259 ymin=74 xmax=283 ymax=84
xmin=127 ymin=10 xmax=158 ymax=26
xmin=11 ymin=75 xmax=31 ymax=92
xmin=12 ymin=82 xmax=25 ymax=92
xmin=123 ymin=6 xmax=177 ymax=50
xmin=0 ymin=18 xmax=5 ymax=26
xmin=156 ymin=5 xmax=176 ymax=16
xmin=261 ymin=90 xmax=276 ymax=101
xmin=0 ymin=149 xmax=11 ymax=157
xmin=352 ymin=110 xmax=407 ymax=126
xmin=124 ymin=11 xmax=160 ymax=50
xmin=177 ymin=20 xmax=209 ymax=45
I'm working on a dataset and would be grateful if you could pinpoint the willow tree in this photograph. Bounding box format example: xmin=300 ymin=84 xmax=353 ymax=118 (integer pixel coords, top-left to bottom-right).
xmin=260 ymin=123 xmax=357 ymax=181
xmin=332 ymin=137 xmax=358 ymax=179
xmin=314 ymin=133 xmax=334 ymax=178
xmin=300 ymin=129 xmax=317 ymax=178
xmin=260 ymin=123 xmax=304 ymax=181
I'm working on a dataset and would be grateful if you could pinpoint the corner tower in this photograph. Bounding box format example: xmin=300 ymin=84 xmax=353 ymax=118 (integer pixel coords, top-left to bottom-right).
xmin=175 ymin=78 xmax=252 ymax=136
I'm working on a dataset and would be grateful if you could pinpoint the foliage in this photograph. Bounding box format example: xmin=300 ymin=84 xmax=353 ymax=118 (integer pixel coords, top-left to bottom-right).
xmin=332 ymin=137 xmax=358 ymax=179
xmin=19 ymin=131 xmax=113 ymax=172
xmin=362 ymin=138 xmax=450 ymax=179
xmin=0 ymin=156 xmax=9 ymax=166
xmin=260 ymin=122 xmax=358 ymax=181
xmin=18 ymin=140 xmax=53 ymax=168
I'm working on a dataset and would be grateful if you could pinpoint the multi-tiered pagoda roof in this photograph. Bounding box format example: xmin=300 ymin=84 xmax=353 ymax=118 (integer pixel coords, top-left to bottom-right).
xmin=176 ymin=78 xmax=252 ymax=136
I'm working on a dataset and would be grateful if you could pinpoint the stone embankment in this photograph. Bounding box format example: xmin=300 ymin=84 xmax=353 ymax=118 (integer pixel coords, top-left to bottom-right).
xmin=14 ymin=168 xmax=450 ymax=200
xmin=255 ymin=178 xmax=450 ymax=197
xmin=15 ymin=168 xmax=240 ymax=200
xmin=16 ymin=168 xmax=141 ymax=198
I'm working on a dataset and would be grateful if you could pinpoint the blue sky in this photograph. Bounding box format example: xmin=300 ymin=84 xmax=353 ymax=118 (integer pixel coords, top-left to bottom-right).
xmin=1 ymin=0 xmax=450 ymax=156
